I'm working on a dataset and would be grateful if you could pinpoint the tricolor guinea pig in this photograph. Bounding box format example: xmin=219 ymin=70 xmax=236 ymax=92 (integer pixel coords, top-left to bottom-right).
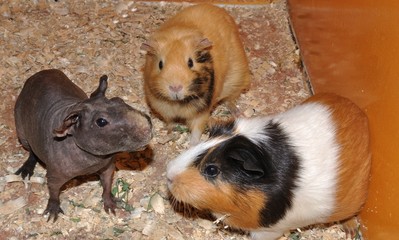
xmin=141 ymin=4 xmax=250 ymax=145
xmin=166 ymin=93 xmax=371 ymax=240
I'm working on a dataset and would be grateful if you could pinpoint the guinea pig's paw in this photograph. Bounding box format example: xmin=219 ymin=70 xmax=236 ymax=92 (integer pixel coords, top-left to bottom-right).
xmin=341 ymin=217 xmax=361 ymax=239
xmin=225 ymin=101 xmax=243 ymax=118
xmin=15 ymin=153 xmax=38 ymax=180
xmin=189 ymin=130 xmax=203 ymax=146
xmin=103 ymin=196 xmax=117 ymax=215
xmin=15 ymin=166 xmax=34 ymax=180
xmin=44 ymin=200 xmax=64 ymax=222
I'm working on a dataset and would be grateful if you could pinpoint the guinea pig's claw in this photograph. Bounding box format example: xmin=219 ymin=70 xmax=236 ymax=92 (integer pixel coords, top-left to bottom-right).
xmin=15 ymin=153 xmax=37 ymax=180
xmin=15 ymin=167 xmax=33 ymax=180
xmin=341 ymin=218 xmax=360 ymax=239
xmin=104 ymin=205 xmax=117 ymax=216
xmin=44 ymin=204 xmax=64 ymax=223
xmin=110 ymin=208 xmax=116 ymax=216
xmin=103 ymin=198 xmax=117 ymax=216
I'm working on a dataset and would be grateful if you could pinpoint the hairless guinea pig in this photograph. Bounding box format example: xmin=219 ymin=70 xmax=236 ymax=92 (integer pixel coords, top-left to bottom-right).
xmin=14 ymin=69 xmax=152 ymax=221
xmin=167 ymin=93 xmax=371 ymax=240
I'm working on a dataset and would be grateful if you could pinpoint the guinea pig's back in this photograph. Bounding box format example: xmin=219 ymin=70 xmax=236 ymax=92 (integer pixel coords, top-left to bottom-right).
xmin=15 ymin=70 xmax=87 ymax=148
xmin=305 ymin=93 xmax=371 ymax=222
xmin=160 ymin=4 xmax=242 ymax=48
xmin=158 ymin=4 xmax=250 ymax=99
xmin=262 ymin=93 xmax=370 ymax=230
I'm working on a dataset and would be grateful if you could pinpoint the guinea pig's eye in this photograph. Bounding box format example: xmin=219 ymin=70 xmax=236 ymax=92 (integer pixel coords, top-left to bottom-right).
xmin=96 ymin=118 xmax=109 ymax=127
xmin=187 ymin=58 xmax=194 ymax=68
xmin=204 ymin=165 xmax=220 ymax=178
xmin=158 ymin=60 xmax=163 ymax=70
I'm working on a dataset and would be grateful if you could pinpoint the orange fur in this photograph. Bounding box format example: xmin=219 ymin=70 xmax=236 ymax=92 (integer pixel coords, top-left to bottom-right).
xmin=305 ymin=93 xmax=371 ymax=222
xmin=171 ymin=168 xmax=266 ymax=229
xmin=142 ymin=4 xmax=250 ymax=144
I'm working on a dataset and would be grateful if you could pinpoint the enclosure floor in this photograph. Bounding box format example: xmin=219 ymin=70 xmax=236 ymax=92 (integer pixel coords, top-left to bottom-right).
xmin=0 ymin=1 xmax=349 ymax=239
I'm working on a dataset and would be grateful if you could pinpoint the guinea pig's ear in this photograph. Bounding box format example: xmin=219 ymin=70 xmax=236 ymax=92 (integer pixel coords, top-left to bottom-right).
xmin=228 ymin=149 xmax=266 ymax=179
xmin=53 ymin=111 xmax=80 ymax=138
xmin=196 ymin=38 xmax=213 ymax=50
xmin=141 ymin=40 xmax=158 ymax=55
xmin=90 ymin=75 xmax=108 ymax=98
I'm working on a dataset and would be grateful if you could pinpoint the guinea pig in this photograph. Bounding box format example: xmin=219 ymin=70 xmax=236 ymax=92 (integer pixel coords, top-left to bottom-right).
xmin=14 ymin=69 xmax=152 ymax=221
xmin=166 ymin=93 xmax=371 ymax=240
xmin=141 ymin=3 xmax=250 ymax=145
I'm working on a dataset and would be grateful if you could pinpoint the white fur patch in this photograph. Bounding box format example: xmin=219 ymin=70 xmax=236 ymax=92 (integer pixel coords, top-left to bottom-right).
xmin=166 ymin=137 xmax=226 ymax=180
xmin=251 ymin=230 xmax=285 ymax=240
xmin=235 ymin=117 xmax=272 ymax=145
xmin=256 ymin=102 xmax=339 ymax=232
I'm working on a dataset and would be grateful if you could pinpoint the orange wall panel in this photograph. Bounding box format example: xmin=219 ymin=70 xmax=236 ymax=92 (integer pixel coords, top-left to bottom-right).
xmin=288 ymin=0 xmax=399 ymax=238
xmin=136 ymin=0 xmax=271 ymax=4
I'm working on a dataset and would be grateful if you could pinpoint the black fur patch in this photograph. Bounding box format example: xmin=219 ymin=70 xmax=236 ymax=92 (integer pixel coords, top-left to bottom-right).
xmin=184 ymin=66 xmax=214 ymax=112
xmin=202 ymin=67 xmax=214 ymax=107
xmin=172 ymin=117 xmax=185 ymax=123
xmin=180 ymin=95 xmax=200 ymax=104
xmin=193 ymin=151 xmax=208 ymax=169
xmin=193 ymin=121 xmax=300 ymax=227
xmin=196 ymin=50 xmax=212 ymax=63
xmin=208 ymin=120 xmax=236 ymax=138
xmin=256 ymin=121 xmax=300 ymax=227
xmin=189 ymin=75 xmax=208 ymax=94
xmin=188 ymin=50 xmax=214 ymax=110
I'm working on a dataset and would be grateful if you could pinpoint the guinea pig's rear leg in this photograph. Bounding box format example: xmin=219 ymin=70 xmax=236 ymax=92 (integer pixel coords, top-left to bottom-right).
xmin=44 ymin=177 xmax=66 ymax=222
xmin=188 ymin=112 xmax=209 ymax=146
xmin=15 ymin=150 xmax=38 ymax=179
xmin=98 ymin=162 xmax=117 ymax=215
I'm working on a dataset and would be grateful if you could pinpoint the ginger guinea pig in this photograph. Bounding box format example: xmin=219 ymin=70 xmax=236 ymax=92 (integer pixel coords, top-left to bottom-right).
xmin=166 ymin=93 xmax=371 ymax=240
xmin=141 ymin=4 xmax=250 ymax=145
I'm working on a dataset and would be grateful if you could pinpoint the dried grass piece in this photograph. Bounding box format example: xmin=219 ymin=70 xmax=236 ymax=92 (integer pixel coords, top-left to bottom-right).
xmin=0 ymin=197 xmax=27 ymax=215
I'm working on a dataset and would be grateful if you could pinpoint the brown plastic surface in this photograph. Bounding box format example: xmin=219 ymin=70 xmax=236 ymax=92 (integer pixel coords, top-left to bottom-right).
xmin=288 ymin=0 xmax=399 ymax=238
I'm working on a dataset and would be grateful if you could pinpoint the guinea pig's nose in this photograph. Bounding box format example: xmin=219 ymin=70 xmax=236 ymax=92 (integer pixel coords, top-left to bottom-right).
xmin=169 ymin=85 xmax=183 ymax=93
xmin=166 ymin=176 xmax=173 ymax=189
xmin=166 ymin=175 xmax=173 ymax=184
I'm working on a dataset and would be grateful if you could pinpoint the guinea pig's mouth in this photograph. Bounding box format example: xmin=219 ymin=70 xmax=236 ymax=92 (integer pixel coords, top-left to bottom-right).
xmin=170 ymin=93 xmax=183 ymax=101
xmin=165 ymin=172 xmax=174 ymax=192
xmin=167 ymin=193 xmax=206 ymax=219
xmin=154 ymin=89 xmax=201 ymax=104
xmin=166 ymin=179 xmax=172 ymax=192
xmin=168 ymin=93 xmax=200 ymax=103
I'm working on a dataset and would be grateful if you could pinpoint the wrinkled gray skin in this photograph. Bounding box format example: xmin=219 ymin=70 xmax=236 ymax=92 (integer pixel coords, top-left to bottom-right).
xmin=14 ymin=69 xmax=152 ymax=222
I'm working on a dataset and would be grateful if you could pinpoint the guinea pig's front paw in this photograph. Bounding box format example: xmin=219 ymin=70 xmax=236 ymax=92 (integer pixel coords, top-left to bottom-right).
xmin=15 ymin=152 xmax=38 ymax=180
xmin=44 ymin=199 xmax=64 ymax=222
xmin=15 ymin=166 xmax=34 ymax=180
xmin=189 ymin=131 xmax=202 ymax=146
xmin=103 ymin=195 xmax=117 ymax=215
